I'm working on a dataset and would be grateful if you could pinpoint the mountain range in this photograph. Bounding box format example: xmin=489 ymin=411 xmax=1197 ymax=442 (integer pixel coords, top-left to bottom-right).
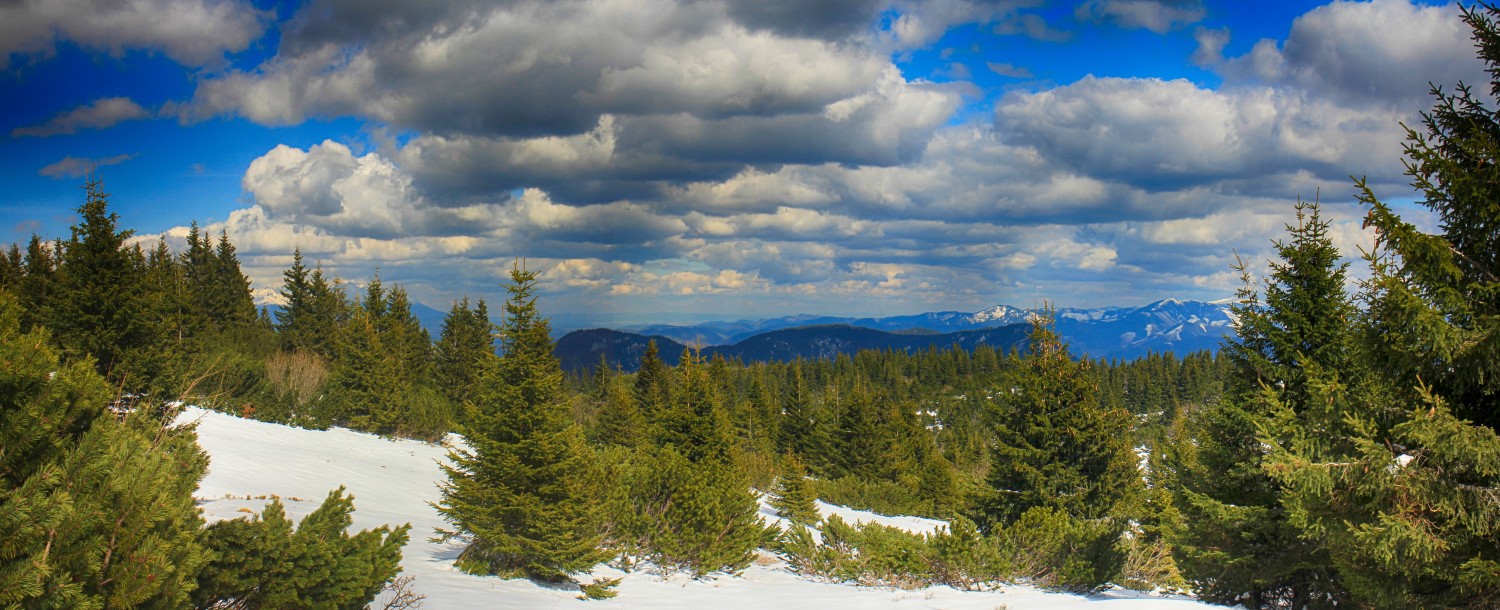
xmin=557 ymin=299 xmax=1237 ymax=372
xmin=251 ymin=290 xmax=1237 ymax=372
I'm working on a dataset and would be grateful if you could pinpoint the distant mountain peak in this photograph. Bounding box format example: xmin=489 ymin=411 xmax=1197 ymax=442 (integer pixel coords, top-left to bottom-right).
xmin=252 ymin=287 xmax=287 ymax=308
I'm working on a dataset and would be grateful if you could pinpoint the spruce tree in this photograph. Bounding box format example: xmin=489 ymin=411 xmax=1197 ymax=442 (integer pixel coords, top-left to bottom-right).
xmin=210 ymin=229 xmax=257 ymax=328
xmin=771 ymin=452 xmax=819 ymax=526
xmin=49 ymin=178 xmax=150 ymax=386
xmin=302 ymin=265 xmax=346 ymax=359
xmin=975 ymin=312 xmax=1137 ymax=527
xmin=276 ymin=247 xmax=314 ymax=350
xmin=16 ymin=235 xmax=54 ymax=332
xmin=634 ymin=339 xmax=671 ymax=421
xmin=434 ymin=297 xmax=493 ymax=407
xmin=970 ymin=312 xmax=1136 ymax=591
xmin=1262 ymin=6 xmax=1500 ymax=606
xmin=625 ymin=349 xmax=765 ymax=575
xmin=597 ymin=369 xmax=647 ymax=449
xmin=435 ymin=263 xmax=606 ymax=581
xmin=1170 ymin=201 xmax=1354 ymax=608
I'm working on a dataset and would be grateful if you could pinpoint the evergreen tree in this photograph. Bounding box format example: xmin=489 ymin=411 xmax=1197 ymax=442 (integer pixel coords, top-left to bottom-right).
xmin=276 ymin=247 xmax=314 ymax=351
xmin=779 ymin=363 xmax=831 ymax=471
xmin=210 ymin=229 xmax=257 ymax=328
xmin=0 ymin=243 xmax=21 ymax=290
xmin=596 ymin=367 xmax=647 ymax=449
xmin=17 ymin=235 xmax=55 ymax=332
xmin=435 ymin=263 xmax=606 ymax=581
xmin=975 ymin=313 xmax=1137 ymax=527
xmin=434 ymin=297 xmax=493 ymax=407
xmin=634 ymin=339 xmax=672 ymax=420
xmin=1263 ymin=7 xmax=1500 ymax=606
xmin=194 ymin=488 xmax=408 ymax=609
xmin=302 ymin=265 xmax=346 ymax=359
xmin=970 ymin=313 xmax=1136 ymax=591
xmin=49 ymin=178 xmax=151 ymax=386
xmin=384 ymin=285 xmax=432 ymax=383
xmin=771 ymin=452 xmax=819 ymax=526
xmin=1170 ymin=201 xmax=1354 ymax=608
xmin=0 ymin=290 xmax=209 ymax=609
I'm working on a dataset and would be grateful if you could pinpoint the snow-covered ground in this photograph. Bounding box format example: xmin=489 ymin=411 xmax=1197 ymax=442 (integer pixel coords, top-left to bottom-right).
xmin=182 ymin=407 xmax=1221 ymax=609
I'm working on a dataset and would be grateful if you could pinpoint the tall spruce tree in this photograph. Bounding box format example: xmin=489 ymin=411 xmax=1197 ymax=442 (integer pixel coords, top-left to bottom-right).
xmin=17 ymin=235 xmax=55 ymax=332
xmin=276 ymin=247 xmax=314 ymax=351
xmin=434 ymin=297 xmax=493 ymax=407
xmin=975 ymin=312 xmax=1137 ymax=527
xmin=1170 ymin=201 xmax=1354 ymax=608
xmin=970 ymin=312 xmax=1137 ymax=591
xmin=49 ymin=178 xmax=151 ymax=386
xmin=1263 ymin=6 xmax=1500 ymax=606
xmin=435 ymin=263 xmax=606 ymax=581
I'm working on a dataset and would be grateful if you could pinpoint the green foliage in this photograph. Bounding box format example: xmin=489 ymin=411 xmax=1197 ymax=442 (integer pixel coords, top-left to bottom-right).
xmin=771 ymin=452 xmax=818 ymax=526
xmin=436 ymin=263 xmax=607 ymax=581
xmin=0 ymin=290 xmax=210 ymax=609
xmin=993 ymin=506 xmax=1124 ymax=594
xmin=1272 ymin=9 xmax=1500 ymax=606
xmin=974 ymin=313 xmax=1138 ymax=532
xmin=194 ymin=488 xmax=409 ymax=610
xmin=1169 ymin=201 xmax=1354 ymax=608
xmin=48 ymin=179 xmax=153 ymax=388
xmin=577 ymin=577 xmax=621 ymax=600
xmin=434 ymin=297 xmax=492 ymax=407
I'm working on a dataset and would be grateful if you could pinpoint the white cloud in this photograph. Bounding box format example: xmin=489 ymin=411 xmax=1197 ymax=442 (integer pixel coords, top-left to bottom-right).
xmin=1218 ymin=0 xmax=1482 ymax=110
xmin=0 ymin=0 xmax=270 ymax=68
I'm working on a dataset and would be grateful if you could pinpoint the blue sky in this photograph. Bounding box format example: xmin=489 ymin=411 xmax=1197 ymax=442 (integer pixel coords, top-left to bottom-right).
xmin=0 ymin=0 xmax=1480 ymax=323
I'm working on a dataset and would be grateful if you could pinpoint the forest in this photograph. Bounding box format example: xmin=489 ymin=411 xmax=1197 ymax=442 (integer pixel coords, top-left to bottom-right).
xmin=3 ymin=6 xmax=1500 ymax=610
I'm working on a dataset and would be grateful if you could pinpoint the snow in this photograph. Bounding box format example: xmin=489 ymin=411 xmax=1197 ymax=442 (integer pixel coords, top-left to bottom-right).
xmin=182 ymin=406 xmax=1222 ymax=609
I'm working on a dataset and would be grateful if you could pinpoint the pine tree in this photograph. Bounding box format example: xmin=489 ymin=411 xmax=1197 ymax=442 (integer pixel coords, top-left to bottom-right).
xmin=0 ymin=244 xmax=21 ymax=290
xmin=1170 ymin=201 xmax=1354 ymax=608
xmin=634 ymin=339 xmax=671 ymax=421
xmin=302 ymin=265 xmax=346 ymax=359
xmin=193 ymin=488 xmax=409 ymax=609
xmin=435 ymin=262 xmax=606 ymax=581
xmin=976 ymin=312 xmax=1137 ymax=527
xmin=0 ymin=289 xmax=209 ymax=609
xmin=1260 ymin=7 xmax=1500 ymax=606
xmin=210 ymin=229 xmax=257 ymax=328
xmin=596 ymin=368 xmax=647 ymax=449
xmin=384 ymin=285 xmax=432 ymax=383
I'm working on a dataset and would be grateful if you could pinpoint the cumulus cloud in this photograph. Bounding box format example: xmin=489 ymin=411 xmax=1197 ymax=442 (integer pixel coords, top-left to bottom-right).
xmin=0 ymin=0 xmax=270 ymax=68
xmin=12 ymin=97 xmax=151 ymax=137
xmin=1075 ymin=0 xmax=1204 ymax=33
xmin=996 ymin=76 xmax=1409 ymax=192
xmin=1217 ymin=0 xmax=1483 ymax=110
xmin=39 ymin=153 xmax=137 ymax=178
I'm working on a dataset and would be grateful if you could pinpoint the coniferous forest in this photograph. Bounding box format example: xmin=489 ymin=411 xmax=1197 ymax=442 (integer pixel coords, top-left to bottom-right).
xmin=4 ymin=5 xmax=1500 ymax=610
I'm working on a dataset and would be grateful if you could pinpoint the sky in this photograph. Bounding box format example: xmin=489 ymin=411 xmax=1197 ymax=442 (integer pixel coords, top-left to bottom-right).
xmin=0 ymin=0 xmax=1484 ymax=324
